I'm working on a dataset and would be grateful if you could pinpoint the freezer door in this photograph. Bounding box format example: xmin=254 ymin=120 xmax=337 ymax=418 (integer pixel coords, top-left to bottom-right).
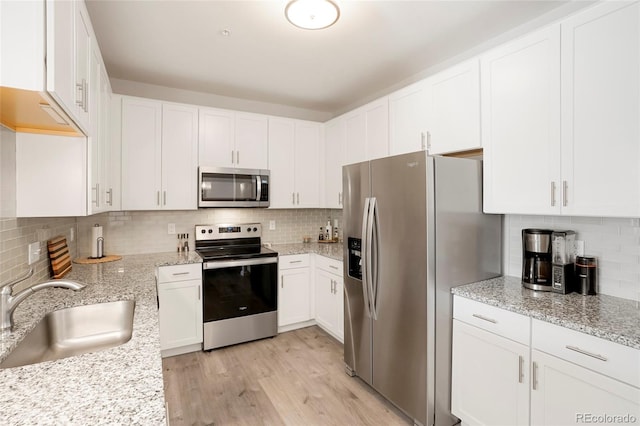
xmin=342 ymin=161 xmax=373 ymax=385
xmin=370 ymin=151 xmax=428 ymax=425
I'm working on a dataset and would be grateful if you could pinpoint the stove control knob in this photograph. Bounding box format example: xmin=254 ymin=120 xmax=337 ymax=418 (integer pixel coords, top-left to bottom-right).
xmin=200 ymin=229 xmax=206 ymax=234
xmin=246 ymin=227 xmax=251 ymax=232
xmin=208 ymin=229 xmax=213 ymax=233
xmin=253 ymin=227 xmax=258 ymax=232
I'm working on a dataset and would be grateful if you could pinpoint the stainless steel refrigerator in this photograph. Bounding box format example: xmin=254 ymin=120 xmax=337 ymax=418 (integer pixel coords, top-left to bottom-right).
xmin=343 ymin=152 xmax=502 ymax=426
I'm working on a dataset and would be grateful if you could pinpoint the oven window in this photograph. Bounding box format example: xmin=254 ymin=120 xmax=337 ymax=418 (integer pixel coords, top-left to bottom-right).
xmin=203 ymin=262 xmax=277 ymax=321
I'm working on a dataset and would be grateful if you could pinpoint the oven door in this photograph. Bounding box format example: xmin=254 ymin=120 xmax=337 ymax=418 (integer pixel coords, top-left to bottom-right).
xmin=203 ymin=257 xmax=278 ymax=322
xmin=199 ymin=167 xmax=269 ymax=207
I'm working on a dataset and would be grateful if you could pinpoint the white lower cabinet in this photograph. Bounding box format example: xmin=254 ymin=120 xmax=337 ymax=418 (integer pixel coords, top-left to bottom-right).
xmin=156 ymin=263 xmax=203 ymax=357
xmin=452 ymin=295 xmax=640 ymax=426
xmin=314 ymin=256 xmax=343 ymax=342
xmin=278 ymin=254 xmax=313 ymax=330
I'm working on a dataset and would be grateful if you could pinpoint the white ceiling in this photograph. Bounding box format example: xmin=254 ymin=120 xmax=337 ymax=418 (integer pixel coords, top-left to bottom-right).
xmin=86 ymin=0 xmax=573 ymax=115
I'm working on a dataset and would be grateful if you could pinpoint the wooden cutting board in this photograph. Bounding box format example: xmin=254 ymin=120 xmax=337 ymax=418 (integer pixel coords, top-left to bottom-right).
xmin=47 ymin=236 xmax=72 ymax=279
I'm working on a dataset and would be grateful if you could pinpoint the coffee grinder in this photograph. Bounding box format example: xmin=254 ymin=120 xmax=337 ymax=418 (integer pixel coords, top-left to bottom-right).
xmin=522 ymin=229 xmax=553 ymax=291
xmin=551 ymin=231 xmax=576 ymax=294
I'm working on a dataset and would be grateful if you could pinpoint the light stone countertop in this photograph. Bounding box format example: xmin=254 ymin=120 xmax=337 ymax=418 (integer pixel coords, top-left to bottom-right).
xmin=452 ymin=275 xmax=640 ymax=350
xmin=270 ymin=242 xmax=343 ymax=261
xmin=0 ymin=251 xmax=202 ymax=425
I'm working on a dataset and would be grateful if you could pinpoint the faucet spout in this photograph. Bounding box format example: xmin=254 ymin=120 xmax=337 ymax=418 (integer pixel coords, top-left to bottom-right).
xmin=1 ymin=278 xmax=86 ymax=332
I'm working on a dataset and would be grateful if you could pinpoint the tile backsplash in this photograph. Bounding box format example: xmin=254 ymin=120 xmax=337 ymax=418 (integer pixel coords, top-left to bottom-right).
xmin=76 ymin=209 xmax=343 ymax=257
xmin=504 ymin=215 xmax=640 ymax=301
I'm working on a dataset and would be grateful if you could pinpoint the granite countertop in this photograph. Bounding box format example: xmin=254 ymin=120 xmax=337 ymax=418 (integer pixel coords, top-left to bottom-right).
xmin=0 ymin=251 xmax=202 ymax=425
xmin=453 ymin=276 xmax=640 ymax=350
xmin=270 ymin=242 xmax=343 ymax=261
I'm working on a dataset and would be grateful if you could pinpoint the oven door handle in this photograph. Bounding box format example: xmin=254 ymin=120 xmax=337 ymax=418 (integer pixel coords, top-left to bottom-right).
xmin=203 ymin=257 xmax=278 ymax=270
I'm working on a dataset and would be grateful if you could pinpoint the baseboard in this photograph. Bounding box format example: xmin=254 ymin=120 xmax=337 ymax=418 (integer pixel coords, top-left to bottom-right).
xmin=161 ymin=342 xmax=202 ymax=358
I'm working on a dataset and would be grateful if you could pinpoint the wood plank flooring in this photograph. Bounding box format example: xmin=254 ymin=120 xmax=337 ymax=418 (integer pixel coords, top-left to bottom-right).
xmin=162 ymin=326 xmax=412 ymax=426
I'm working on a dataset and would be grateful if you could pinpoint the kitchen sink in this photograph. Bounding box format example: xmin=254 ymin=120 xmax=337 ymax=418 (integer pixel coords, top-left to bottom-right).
xmin=0 ymin=300 xmax=135 ymax=369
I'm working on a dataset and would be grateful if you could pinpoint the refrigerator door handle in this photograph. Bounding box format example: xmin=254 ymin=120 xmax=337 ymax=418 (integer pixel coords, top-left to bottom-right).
xmin=370 ymin=197 xmax=380 ymax=320
xmin=361 ymin=197 xmax=373 ymax=319
xmin=365 ymin=197 xmax=377 ymax=321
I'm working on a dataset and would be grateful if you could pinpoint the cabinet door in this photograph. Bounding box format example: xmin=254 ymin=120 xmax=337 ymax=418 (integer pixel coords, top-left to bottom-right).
xmin=268 ymin=118 xmax=296 ymax=208
xmin=561 ymin=1 xmax=640 ymax=217
xmin=73 ymin=2 xmax=91 ymax=133
xmin=451 ymin=320 xmax=529 ymax=426
xmin=45 ymin=0 xmax=75 ymax=119
xmin=324 ymin=117 xmax=346 ymax=208
xmin=100 ymin=67 xmax=114 ymax=210
xmin=294 ymin=121 xmax=321 ymax=208
xmin=366 ymin=98 xmax=389 ymax=160
xmin=389 ymin=81 xmax=428 ymax=156
xmin=427 ymin=59 xmax=481 ymax=155
xmin=334 ymin=275 xmax=344 ymax=342
xmin=482 ymin=25 xmax=561 ymax=215
xmin=87 ymin=48 xmax=104 ymax=214
xmin=531 ymin=349 xmax=640 ymax=426
xmin=157 ymin=279 xmax=203 ymax=350
xmin=235 ymin=113 xmax=268 ymax=169
xmin=109 ymin=94 xmax=122 ymax=210
xmin=198 ymin=107 xmax=234 ymax=168
xmin=161 ymin=103 xmax=198 ymax=210
xmin=121 ymin=97 xmax=162 ymax=210
xmin=278 ymin=267 xmax=311 ymax=327
xmin=315 ymin=269 xmax=337 ymax=333
xmin=345 ymin=112 xmax=367 ymax=165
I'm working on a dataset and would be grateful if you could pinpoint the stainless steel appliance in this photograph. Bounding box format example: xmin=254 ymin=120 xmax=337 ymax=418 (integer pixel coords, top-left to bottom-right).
xmin=195 ymin=224 xmax=278 ymax=350
xmin=198 ymin=167 xmax=269 ymax=208
xmin=343 ymin=153 xmax=502 ymax=426
xmin=522 ymin=229 xmax=553 ymax=291
xmin=551 ymin=230 xmax=576 ymax=294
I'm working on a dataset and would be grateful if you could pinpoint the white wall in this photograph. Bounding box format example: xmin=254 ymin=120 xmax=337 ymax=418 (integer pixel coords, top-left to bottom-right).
xmin=504 ymin=214 xmax=640 ymax=302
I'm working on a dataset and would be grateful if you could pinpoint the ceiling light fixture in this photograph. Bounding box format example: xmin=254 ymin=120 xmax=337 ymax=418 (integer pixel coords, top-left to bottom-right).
xmin=285 ymin=0 xmax=340 ymax=30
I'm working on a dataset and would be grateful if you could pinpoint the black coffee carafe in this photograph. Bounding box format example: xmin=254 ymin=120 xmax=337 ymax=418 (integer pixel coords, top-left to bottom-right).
xmin=522 ymin=229 xmax=553 ymax=291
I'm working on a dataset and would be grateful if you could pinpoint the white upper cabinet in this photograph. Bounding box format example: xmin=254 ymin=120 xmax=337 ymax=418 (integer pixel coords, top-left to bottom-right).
xmin=198 ymin=108 xmax=268 ymax=169
xmin=344 ymin=97 xmax=389 ymax=164
xmin=389 ymin=81 xmax=428 ymax=156
xmin=482 ymin=25 xmax=562 ymax=215
xmin=426 ymin=58 xmax=481 ymax=155
xmin=324 ymin=117 xmax=346 ymax=208
xmin=121 ymin=97 xmax=198 ymax=211
xmin=45 ymin=0 xmax=75 ymax=121
xmin=268 ymin=117 xmax=321 ymax=208
xmin=73 ymin=1 xmax=92 ymax=132
xmin=560 ymin=1 xmax=640 ymax=217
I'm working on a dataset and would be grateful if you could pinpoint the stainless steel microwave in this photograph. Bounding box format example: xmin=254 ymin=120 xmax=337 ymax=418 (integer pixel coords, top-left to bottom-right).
xmin=198 ymin=167 xmax=269 ymax=208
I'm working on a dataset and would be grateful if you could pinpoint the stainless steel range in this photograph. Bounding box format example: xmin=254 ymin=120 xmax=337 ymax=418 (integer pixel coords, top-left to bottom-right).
xmin=195 ymin=223 xmax=278 ymax=350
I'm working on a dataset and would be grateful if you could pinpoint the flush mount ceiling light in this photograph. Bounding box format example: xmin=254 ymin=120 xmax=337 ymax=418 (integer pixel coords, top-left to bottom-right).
xmin=285 ymin=0 xmax=340 ymax=30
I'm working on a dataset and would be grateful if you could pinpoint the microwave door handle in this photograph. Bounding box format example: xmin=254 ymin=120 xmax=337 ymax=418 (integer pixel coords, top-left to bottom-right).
xmin=256 ymin=175 xmax=262 ymax=201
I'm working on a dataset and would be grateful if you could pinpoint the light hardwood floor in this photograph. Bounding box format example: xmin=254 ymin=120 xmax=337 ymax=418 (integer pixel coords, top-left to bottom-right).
xmin=162 ymin=326 xmax=412 ymax=426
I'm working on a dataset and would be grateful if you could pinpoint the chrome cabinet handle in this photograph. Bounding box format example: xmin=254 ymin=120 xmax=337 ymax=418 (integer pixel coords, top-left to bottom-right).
xmin=107 ymin=188 xmax=113 ymax=206
xmin=297 ymin=192 xmax=300 ymax=204
xmin=551 ymin=181 xmax=556 ymax=207
xmin=289 ymin=260 xmax=302 ymax=264
xmin=421 ymin=132 xmax=426 ymax=150
xmin=426 ymin=131 xmax=432 ymax=153
xmin=172 ymin=272 xmax=189 ymax=276
xmin=236 ymin=151 xmax=240 ymax=164
xmin=281 ymin=275 xmax=284 ymax=289
xmin=329 ymin=265 xmax=339 ymax=270
xmin=198 ymin=285 xmax=200 ymax=301
xmin=532 ymin=361 xmax=538 ymax=390
xmin=472 ymin=313 xmax=497 ymax=324
xmin=563 ymin=180 xmax=568 ymax=207
xmin=163 ymin=191 xmax=167 ymax=206
xmin=157 ymin=191 xmax=160 ymax=206
xmin=231 ymin=150 xmax=235 ymax=164
xmin=518 ymin=355 xmax=524 ymax=384
xmin=566 ymin=345 xmax=608 ymax=362
xmin=84 ymin=79 xmax=89 ymax=113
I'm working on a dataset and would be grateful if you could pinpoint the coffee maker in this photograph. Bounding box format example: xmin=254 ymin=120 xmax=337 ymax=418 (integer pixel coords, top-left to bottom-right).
xmin=551 ymin=231 xmax=576 ymax=294
xmin=522 ymin=229 xmax=553 ymax=291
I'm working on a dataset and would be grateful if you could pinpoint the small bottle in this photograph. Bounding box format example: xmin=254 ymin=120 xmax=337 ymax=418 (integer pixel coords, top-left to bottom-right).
xmin=333 ymin=228 xmax=339 ymax=241
xmin=319 ymin=227 xmax=324 ymax=241
xmin=326 ymin=220 xmax=333 ymax=240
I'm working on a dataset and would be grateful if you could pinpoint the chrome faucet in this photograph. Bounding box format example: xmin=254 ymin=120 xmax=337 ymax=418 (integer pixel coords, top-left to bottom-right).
xmin=0 ymin=268 xmax=86 ymax=332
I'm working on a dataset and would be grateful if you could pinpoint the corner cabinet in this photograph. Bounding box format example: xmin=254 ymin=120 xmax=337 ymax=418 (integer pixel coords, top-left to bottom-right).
xmin=268 ymin=118 xmax=321 ymax=208
xmin=156 ymin=263 xmax=203 ymax=358
xmin=388 ymin=81 xmax=428 ymax=156
xmin=344 ymin=98 xmax=389 ymax=164
xmin=324 ymin=117 xmax=346 ymax=208
xmin=121 ymin=97 xmax=198 ymax=210
xmin=278 ymin=254 xmax=314 ymax=330
xmin=314 ymin=256 xmax=344 ymax=342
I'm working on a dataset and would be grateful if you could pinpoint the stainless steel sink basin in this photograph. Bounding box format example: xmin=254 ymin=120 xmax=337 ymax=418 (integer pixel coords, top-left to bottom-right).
xmin=0 ymin=300 xmax=135 ymax=369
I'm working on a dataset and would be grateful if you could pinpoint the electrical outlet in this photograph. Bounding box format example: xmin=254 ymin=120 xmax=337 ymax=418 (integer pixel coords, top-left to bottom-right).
xmin=269 ymin=220 xmax=276 ymax=230
xmin=69 ymin=227 xmax=75 ymax=242
xmin=574 ymin=240 xmax=585 ymax=257
xmin=168 ymin=223 xmax=176 ymax=235
xmin=28 ymin=242 xmax=41 ymax=265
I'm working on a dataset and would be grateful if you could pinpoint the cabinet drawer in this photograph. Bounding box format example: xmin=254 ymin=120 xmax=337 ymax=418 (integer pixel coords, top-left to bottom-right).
xmin=279 ymin=254 xmax=309 ymax=269
xmin=315 ymin=255 xmax=343 ymax=276
xmin=453 ymin=296 xmax=530 ymax=345
xmin=157 ymin=263 xmax=202 ymax=283
xmin=532 ymin=319 xmax=640 ymax=388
